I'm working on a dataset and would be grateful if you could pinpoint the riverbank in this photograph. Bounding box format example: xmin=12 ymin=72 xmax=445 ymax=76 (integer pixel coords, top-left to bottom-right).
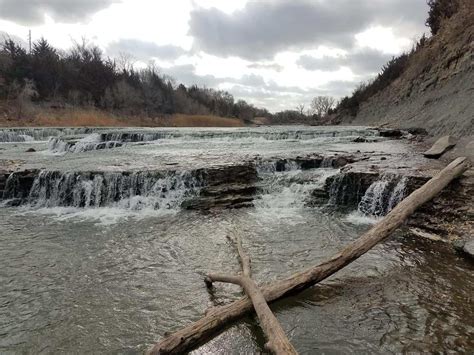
xmin=0 ymin=107 xmax=244 ymax=127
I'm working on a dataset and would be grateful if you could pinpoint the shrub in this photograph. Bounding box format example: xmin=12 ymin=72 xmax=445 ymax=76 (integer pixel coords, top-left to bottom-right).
xmin=426 ymin=0 xmax=460 ymax=35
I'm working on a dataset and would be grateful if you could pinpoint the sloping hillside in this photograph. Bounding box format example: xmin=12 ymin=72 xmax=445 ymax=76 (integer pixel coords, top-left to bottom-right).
xmin=344 ymin=0 xmax=473 ymax=136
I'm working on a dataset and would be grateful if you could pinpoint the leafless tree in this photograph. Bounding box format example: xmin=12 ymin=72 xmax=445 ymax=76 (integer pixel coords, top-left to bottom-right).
xmin=295 ymin=103 xmax=305 ymax=115
xmin=310 ymin=96 xmax=336 ymax=117
xmin=116 ymin=52 xmax=135 ymax=73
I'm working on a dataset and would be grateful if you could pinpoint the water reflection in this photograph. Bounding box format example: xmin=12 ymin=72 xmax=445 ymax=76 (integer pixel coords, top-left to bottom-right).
xmin=0 ymin=207 xmax=472 ymax=354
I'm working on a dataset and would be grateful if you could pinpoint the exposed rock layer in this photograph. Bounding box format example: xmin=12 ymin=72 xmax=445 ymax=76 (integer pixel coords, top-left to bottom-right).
xmin=342 ymin=0 xmax=474 ymax=137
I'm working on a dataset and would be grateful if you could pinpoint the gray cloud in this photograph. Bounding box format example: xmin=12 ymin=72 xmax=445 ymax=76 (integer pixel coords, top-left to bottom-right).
xmin=318 ymin=79 xmax=359 ymax=97
xmin=297 ymin=55 xmax=341 ymax=72
xmin=164 ymin=64 xmax=225 ymax=87
xmin=297 ymin=49 xmax=393 ymax=75
xmin=165 ymin=63 xmax=310 ymax=95
xmin=247 ymin=62 xmax=284 ymax=72
xmin=189 ymin=0 xmax=427 ymax=60
xmin=162 ymin=63 xmax=330 ymax=111
xmin=107 ymin=39 xmax=187 ymax=61
xmin=0 ymin=0 xmax=119 ymax=25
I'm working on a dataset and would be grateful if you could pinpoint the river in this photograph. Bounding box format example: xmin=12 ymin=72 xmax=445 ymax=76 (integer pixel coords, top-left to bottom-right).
xmin=0 ymin=126 xmax=472 ymax=353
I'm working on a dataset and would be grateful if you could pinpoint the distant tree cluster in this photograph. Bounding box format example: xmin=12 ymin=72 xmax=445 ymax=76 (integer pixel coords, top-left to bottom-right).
xmin=281 ymin=96 xmax=336 ymax=124
xmin=310 ymin=96 xmax=336 ymax=117
xmin=0 ymin=37 xmax=270 ymax=121
xmin=426 ymin=0 xmax=460 ymax=35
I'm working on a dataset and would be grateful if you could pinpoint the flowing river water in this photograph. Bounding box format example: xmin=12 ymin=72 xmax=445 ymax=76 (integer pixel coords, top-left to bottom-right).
xmin=0 ymin=126 xmax=472 ymax=354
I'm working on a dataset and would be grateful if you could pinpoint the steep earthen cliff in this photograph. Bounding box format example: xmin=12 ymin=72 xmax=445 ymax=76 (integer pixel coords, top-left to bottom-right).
xmin=346 ymin=0 xmax=473 ymax=136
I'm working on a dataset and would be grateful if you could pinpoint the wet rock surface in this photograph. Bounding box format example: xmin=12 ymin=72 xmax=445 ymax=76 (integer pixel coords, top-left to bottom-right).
xmin=1 ymin=126 xmax=471 ymax=248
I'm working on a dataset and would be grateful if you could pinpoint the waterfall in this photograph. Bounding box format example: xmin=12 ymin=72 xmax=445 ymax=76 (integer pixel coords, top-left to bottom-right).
xmin=0 ymin=128 xmax=109 ymax=142
xmin=254 ymin=159 xmax=338 ymax=221
xmin=0 ymin=131 xmax=34 ymax=142
xmin=357 ymin=174 xmax=408 ymax=217
xmin=327 ymin=172 xmax=409 ymax=217
xmin=95 ymin=127 xmax=380 ymax=143
xmin=320 ymin=156 xmax=334 ymax=168
xmin=1 ymin=127 xmax=379 ymax=143
xmin=48 ymin=134 xmax=123 ymax=153
xmin=12 ymin=170 xmax=201 ymax=211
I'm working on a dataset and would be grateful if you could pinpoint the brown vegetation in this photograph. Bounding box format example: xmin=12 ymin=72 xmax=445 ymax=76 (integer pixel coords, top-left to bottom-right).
xmin=0 ymin=105 xmax=244 ymax=127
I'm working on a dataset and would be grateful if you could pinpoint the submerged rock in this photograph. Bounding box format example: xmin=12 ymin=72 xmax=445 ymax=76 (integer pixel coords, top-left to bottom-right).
xmin=378 ymin=128 xmax=404 ymax=138
xmin=25 ymin=148 xmax=36 ymax=152
xmin=423 ymin=135 xmax=457 ymax=159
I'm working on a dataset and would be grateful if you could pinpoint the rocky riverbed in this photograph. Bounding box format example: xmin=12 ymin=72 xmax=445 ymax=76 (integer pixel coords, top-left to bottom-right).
xmin=0 ymin=126 xmax=472 ymax=353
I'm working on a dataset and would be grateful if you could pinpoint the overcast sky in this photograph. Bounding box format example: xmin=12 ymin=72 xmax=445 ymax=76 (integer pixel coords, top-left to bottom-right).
xmin=0 ymin=0 xmax=429 ymax=112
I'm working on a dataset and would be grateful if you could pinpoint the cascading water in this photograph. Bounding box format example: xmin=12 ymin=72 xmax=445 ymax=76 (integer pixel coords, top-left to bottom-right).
xmin=0 ymin=131 xmax=34 ymax=142
xmin=357 ymin=174 xmax=408 ymax=217
xmin=8 ymin=170 xmax=202 ymax=211
xmin=100 ymin=127 xmax=379 ymax=142
xmin=0 ymin=127 xmax=110 ymax=142
xmin=253 ymin=160 xmax=338 ymax=222
xmin=48 ymin=134 xmax=123 ymax=153
xmin=387 ymin=176 xmax=408 ymax=211
xmin=327 ymin=172 xmax=409 ymax=219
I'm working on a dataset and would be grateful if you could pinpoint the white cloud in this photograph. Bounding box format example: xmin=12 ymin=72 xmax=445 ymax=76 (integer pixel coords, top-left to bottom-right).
xmin=0 ymin=0 xmax=429 ymax=112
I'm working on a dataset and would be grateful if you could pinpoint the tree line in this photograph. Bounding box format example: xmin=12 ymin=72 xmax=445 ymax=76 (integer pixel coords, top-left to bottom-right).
xmin=0 ymin=38 xmax=270 ymax=121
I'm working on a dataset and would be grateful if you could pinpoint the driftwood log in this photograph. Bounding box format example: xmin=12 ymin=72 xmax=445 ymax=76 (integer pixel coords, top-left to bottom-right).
xmin=149 ymin=157 xmax=470 ymax=355
xmin=205 ymin=233 xmax=298 ymax=355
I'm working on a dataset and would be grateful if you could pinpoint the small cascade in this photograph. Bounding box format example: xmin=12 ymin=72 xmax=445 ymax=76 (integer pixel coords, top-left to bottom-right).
xmin=0 ymin=131 xmax=34 ymax=142
xmin=0 ymin=128 xmax=109 ymax=142
xmin=254 ymin=159 xmax=338 ymax=220
xmin=320 ymin=156 xmax=335 ymax=168
xmin=0 ymin=127 xmax=379 ymax=143
xmin=327 ymin=172 xmax=369 ymax=206
xmin=48 ymin=134 xmax=123 ymax=153
xmin=100 ymin=127 xmax=379 ymax=142
xmin=327 ymin=172 xmax=409 ymax=217
xmin=8 ymin=170 xmax=202 ymax=211
xmin=357 ymin=174 xmax=408 ymax=217
xmin=387 ymin=176 xmax=408 ymax=211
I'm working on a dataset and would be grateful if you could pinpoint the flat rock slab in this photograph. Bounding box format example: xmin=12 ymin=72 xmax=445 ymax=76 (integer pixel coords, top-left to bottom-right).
xmin=423 ymin=135 xmax=457 ymax=159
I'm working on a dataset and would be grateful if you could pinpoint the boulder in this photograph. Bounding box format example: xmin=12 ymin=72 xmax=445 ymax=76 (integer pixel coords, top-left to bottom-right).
xmin=353 ymin=136 xmax=369 ymax=143
xmin=463 ymin=239 xmax=474 ymax=259
xmin=423 ymin=135 xmax=457 ymax=159
xmin=378 ymin=128 xmax=403 ymax=138
xmin=25 ymin=148 xmax=36 ymax=152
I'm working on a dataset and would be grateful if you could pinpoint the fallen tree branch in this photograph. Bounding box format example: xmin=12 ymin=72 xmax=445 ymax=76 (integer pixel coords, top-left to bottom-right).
xmin=205 ymin=233 xmax=297 ymax=355
xmin=148 ymin=157 xmax=470 ymax=355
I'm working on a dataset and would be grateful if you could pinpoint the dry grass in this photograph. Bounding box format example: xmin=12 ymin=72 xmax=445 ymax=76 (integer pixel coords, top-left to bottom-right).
xmin=164 ymin=114 xmax=244 ymax=127
xmin=34 ymin=109 xmax=128 ymax=127
xmin=0 ymin=106 xmax=245 ymax=127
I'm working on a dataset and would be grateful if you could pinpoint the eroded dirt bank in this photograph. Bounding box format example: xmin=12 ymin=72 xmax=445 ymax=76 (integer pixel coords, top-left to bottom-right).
xmin=341 ymin=0 xmax=474 ymax=137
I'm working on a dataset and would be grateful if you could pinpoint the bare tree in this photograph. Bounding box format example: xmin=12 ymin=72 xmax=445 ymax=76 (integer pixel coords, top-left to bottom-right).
xmin=116 ymin=52 xmax=135 ymax=73
xmin=295 ymin=103 xmax=305 ymax=116
xmin=310 ymin=96 xmax=336 ymax=117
